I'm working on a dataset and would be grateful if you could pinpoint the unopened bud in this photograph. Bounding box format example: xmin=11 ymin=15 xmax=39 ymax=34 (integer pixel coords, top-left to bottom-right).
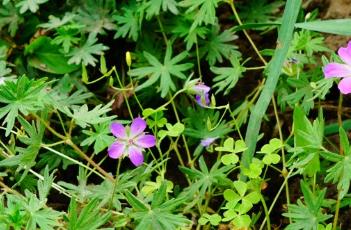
xmin=126 ymin=51 xmax=132 ymax=67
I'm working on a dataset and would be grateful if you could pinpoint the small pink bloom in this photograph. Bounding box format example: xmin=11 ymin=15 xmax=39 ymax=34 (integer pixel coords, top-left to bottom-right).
xmin=108 ymin=117 xmax=156 ymax=166
xmin=323 ymin=41 xmax=351 ymax=94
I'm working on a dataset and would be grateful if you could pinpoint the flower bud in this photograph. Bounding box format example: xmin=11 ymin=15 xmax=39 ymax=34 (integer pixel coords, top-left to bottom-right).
xmin=126 ymin=51 xmax=132 ymax=67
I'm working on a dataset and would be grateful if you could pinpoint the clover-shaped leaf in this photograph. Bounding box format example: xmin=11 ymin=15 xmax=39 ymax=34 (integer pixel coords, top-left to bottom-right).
xmin=242 ymin=158 xmax=264 ymax=179
xmin=198 ymin=213 xmax=222 ymax=226
xmin=258 ymin=138 xmax=283 ymax=165
xmin=221 ymin=153 xmax=239 ymax=165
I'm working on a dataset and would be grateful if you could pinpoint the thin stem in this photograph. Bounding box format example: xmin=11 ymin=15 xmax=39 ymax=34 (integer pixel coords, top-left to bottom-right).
xmin=157 ymin=16 xmax=168 ymax=45
xmin=338 ymin=94 xmax=343 ymax=155
xmin=195 ymin=39 xmax=202 ymax=80
xmin=333 ymin=193 xmax=341 ymax=230
xmin=0 ymin=180 xmax=21 ymax=196
xmin=271 ymin=96 xmax=291 ymax=223
xmin=228 ymin=0 xmax=267 ymax=65
xmin=260 ymin=195 xmax=271 ymax=230
xmin=67 ymin=140 xmax=114 ymax=181
xmin=42 ymin=145 xmax=105 ymax=180
xmin=246 ymin=66 xmax=266 ymax=71
xmin=110 ymin=158 xmax=122 ymax=209
xmin=259 ymin=169 xmax=294 ymax=230
xmin=170 ymin=96 xmax=192 ymax=165
xmin=113 ymin=68 xmax=134 ymax=119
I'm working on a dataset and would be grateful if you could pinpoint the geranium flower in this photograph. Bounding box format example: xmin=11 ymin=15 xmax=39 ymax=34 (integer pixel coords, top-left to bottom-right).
xmin=193 ymin=83 xmax=210 ymax=107
xmin=323 ymin=41 xmax=351 ymax=94
xmin=200 ymin=137 xmax=218 ymax=147
xmin=108 ymin=117 xmax=156 ymax=166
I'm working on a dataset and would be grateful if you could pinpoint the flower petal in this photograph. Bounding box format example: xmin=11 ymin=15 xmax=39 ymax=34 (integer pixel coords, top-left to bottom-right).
xmin=323 ymin=63 xmax=351 ymax=78
xmin=130 ymin=117 xmax=146 ymax=137
xmin=129 ymin=146 xmax=144 ymax=166
xmin=338 ymin=41 xmax=351 ymax=65
xmin=110 ymin=123 xmax=126 ymax=138
xmin=193 ymin=83 xmax=210 ymax=94
xmin=200 ymin=137 xmax=217 ymax=147
xmin=195 ymin=93 xmax=210 ymax=107
xmin=338 ymin=77 xmax=351 ymax=94
xmin=108 ymin=142 xmax=125 ymax=159
xmin=135 ymin=134 xmax=156 ymax=148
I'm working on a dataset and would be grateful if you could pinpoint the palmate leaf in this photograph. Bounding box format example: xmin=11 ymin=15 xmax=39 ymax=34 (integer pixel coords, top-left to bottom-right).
xmin=324 ymin=128 xmax=351 ymax=199
xmin=283 ymin=181 xmax=331 ymax=230
xmin=68 ymin=35 xmax=108 ymax=66
xmin=129 ymin=44 xmax=193 ymax=97
xmin=210 ymin=56 xmax=246 ymax=95
xmin=66 ymin=198 xmax=110 ymax=230
xmin=179 ymin=0 xmax=220 ymax=31
xmin=81 ymin=120 xmax=115 ymax=154
xmin=62 ymin=100 xmax=115 ymax=128
xmin=16 ymin=0 xmax=48 ymax=14
xmin=179 ymin=156 xmax=232 ymax=196
xmin=114 ymin=2 xmax=143 ymax=41
xmin=0 ymin=75 xmax=46 ymax=136
xmin=238 ymin=0 xmax=283 ymax=23
xmin=125 ymin=183 xmax=190 ymax=230
xmin=0 ymin=114 xmax=46 ymax=183
xmin=145 ymin=0 xmax=178 ymax=19
xmin=0 ymin=2 xmax=23 ymax=36
xmin=199 ymin=26 xmax=240 ymax=66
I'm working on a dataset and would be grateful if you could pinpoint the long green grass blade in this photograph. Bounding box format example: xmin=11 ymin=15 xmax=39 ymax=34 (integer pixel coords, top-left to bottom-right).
xmin=295 ymin=19 xmax=351 ymax=36
xmin=241 ymin=0 xmax=301 ymax=170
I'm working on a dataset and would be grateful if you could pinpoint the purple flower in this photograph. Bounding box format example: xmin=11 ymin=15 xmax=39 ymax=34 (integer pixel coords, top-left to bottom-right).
xmin=323 ymin=41 xmax=351 ymax=94
xmin=200 ymin=137 xmax=217 ymax=147
xmin=193 ymin=83 xmax=210 ymax=107
xmin=108 ymin=117 xmax=156 ymax=166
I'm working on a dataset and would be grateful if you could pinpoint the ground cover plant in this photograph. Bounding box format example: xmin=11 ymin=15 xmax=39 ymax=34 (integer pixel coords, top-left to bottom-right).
xmin=3 ymin=0 xmax=351 ymax=229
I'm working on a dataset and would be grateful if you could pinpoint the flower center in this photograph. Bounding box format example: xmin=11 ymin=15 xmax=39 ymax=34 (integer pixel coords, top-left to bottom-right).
xmin=128 ymin=139 xmax=134 ymax=145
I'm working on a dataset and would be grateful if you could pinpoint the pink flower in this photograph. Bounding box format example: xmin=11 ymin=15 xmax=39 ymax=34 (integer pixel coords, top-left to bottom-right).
xmin=323 ymin=41 xmax=351 ymax=94
xmin=193 ymin=83 xmax=210 ymax=107
xmin=108 ymin=117 xmax=156 ymax=166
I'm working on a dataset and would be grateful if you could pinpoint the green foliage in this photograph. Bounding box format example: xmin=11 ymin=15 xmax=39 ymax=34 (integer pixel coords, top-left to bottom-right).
xmin=199 ymin=26 xmax=240 ymax=66
xmin=125 ymin=182 xmax=191 ymax=230
xmin=68 ymin=35 xmax=109 ymax=66
xmin=210 ymin=56 xmax=246 ymax=95
xmin=129 ymin=44 xmax=193 ymax=97
xmin=0 ymin=75 xmax=46 ymax=136
xmin=81 ymin=121 xmax=115 ymax=154
xmin=283 ymin=181 xmax=332 ymax=230
xmin=66 ymin=198 xmax=111 ymax=230
xmin=62 ymin=101 xmax=115 ymax=128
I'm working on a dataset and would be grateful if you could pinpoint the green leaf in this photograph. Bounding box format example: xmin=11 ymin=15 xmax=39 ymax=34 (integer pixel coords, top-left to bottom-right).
xmin=25 ymin=36 xmax=79 ymax=74
xmin=200 ymin=26 xmax=240 ymax=66
xmin=283 ymin=181 xmax=332 ymax=229
xmin=221 ymin=153 xmax=239 ymax=165
xmin=113 ymin=2 xmax=142 ymax=41
xmin=68 ymin=35 xmax=108 ymax=66
xmin=16 ymin=0 xmax=48 ymax=14
xmin=179 ymin=0 xmax=220 ymax=31
xmin=145 ymin=0 xmax=178 ymax=19
xmin=210 ymin=55 xmax=246 ymax=95
xmin=62 ymin=101 xmax=115 ymax=128
xmin=234 ymin=181 xmax=247 ymax=197
xmin=81 ymin=121 xmax=115 ymax=154
xmin=0 ymin=75 xmax=46 ymax=136
xmin=67 ymin=198 xmax=111 ymax=230
xmin=0 ymin=2 xmax=23 ymax=36
xmin=295 ymin=19 xmax=351 ymax=36
xmin=129 ymin=44 xmax=193 ymax=97
xmin=215 ymin=137 xmax=234 ymax=152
